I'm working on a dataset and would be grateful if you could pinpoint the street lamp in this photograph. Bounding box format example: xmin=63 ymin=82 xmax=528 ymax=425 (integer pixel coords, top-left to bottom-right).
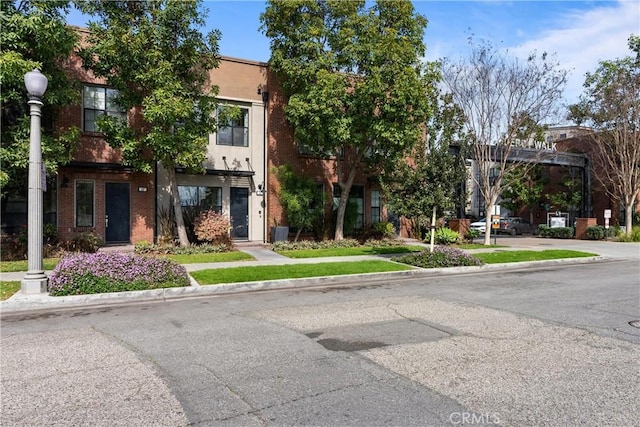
xmin=22 ymin=69 xmax=48 ymax=294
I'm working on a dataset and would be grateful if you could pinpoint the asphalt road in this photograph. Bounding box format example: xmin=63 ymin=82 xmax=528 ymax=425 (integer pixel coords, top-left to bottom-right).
xmin=1 ymin=245 xmax=639 ymax=426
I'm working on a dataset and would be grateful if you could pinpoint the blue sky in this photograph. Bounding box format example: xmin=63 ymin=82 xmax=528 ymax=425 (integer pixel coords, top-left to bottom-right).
xmin=67 ymin=1 xmax=639 ymax=107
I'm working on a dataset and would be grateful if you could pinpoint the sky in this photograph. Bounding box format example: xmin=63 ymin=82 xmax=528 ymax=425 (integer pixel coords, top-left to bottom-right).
xmin=67 ymin=0 xmax=640 ymax=115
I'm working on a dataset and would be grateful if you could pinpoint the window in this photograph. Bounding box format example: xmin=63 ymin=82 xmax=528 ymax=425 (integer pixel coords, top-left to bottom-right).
xmin=178 ymin=186 xmax=222 ymax=212
xmin=298 ymin=141 xmax=341 ymax=158
xmin=75 ymin=180 xmax=94 ymax=227
xmin=83 ymin=86 xmax=126 ymax=132
xmin=217 ymin=107 xmax=249 ymax=147
xmin=371 ymin=190 xmax=381 ymax=223
xmin=333 ymin=184 xmax=364 ymax=230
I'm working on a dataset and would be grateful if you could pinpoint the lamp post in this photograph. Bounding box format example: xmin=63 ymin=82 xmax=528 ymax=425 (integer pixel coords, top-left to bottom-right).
xmin=22 ymin=69 xmax=48 ymax=294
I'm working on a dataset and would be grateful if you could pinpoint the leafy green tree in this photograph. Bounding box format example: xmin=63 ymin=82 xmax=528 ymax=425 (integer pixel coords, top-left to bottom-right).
xmin=261 ymin=0 xmax=432 ymax=240
xmin=76 ymin=0 xmax=221 ymax=246
xmin=545 ymin=167 xmax=582 ymax=215
xmin=0 ymin=0 xmax=80 ymax=194
xmin=500 ymin=164 xmax=546 ymax=224
xmin=382 ymin=93 xmax=467 ymax=251
xmin=442 ymin=40 xmax=567 ymax=245
xmin=274 ymin=164 xmax=323 ymax=242
xmin=568 ymin=35 xmax=640 ymax=236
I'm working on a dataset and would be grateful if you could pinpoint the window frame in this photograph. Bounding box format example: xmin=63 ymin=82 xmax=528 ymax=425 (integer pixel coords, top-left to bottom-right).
xmin=333 ymin=184 xmax=365 ymax=230
xmin=82 ymin=85 xmax=126 ymax=132
xmin=178 ymin=185 xmax=223 ymax=213
xmin=75 ymin=179 xmax=95 ymax=227
xmin=371 ymin=190 xmax=381 ymax=224
xmin=216 ymin=106 xmax=249 ymax=147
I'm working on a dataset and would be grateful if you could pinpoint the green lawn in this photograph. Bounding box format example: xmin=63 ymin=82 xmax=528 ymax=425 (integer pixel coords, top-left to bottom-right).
xmin=162 ymin=251 xmax=254 ymax=264
xmin=456 ymin=244 xmax=507 ymax=250
xmin=276 ymin=245 xmax=425 ymax=259
xmin=0 ymin=281 xmax=20 ymax=301
xmin=190 ymin=260 xmax=414 ymax=285
xmin=474 ymin=249 xmax=597 ymax=264
xmin=0 ymin=258 xmax=60 ymax=273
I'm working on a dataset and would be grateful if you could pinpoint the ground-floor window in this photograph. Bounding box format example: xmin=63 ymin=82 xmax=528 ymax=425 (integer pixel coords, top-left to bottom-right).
xmin=333 ymin=184 xmax=364 ymax=231
xmin=75 ymin=180 xmax=94 ymax=227
xmin=178 ymin=186 xmax=222 ymax=212
xmin=371 ymin=190 xmax=381 ymax=223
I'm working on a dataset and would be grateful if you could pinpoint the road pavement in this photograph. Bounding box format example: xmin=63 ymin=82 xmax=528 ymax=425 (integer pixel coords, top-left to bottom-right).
xmin=1 ymin=237 xmax=639 ymax=426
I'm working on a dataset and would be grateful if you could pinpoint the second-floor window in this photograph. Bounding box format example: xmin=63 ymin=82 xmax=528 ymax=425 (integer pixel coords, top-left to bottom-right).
xmin=217 ymin=107 xmax=249 ymax=147
xmin=83 ymin=85 xmax=126 ymax=132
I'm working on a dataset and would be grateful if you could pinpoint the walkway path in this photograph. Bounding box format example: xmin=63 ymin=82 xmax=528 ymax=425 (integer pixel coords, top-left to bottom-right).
xmin=1 ymin=237 xmax=637 ymax=313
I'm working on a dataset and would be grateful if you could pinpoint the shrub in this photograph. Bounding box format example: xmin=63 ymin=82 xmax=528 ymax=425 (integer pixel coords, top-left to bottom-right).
xmin=617 ymin=226 xmax=640 ymax=242
xmin=585 ymin=225 xmax=616 ymax=240
xmin=134 ymin=241 xmax=231 ymax=255
xmin=373 ymin=221 xmax=396 ymax=238
xmin=43 ymin=224 xmax=58 ymax=244
xmin=464 ymin=228 xmax=480 ymax=242
xmin=537 ymin=225 xmax=574 ymax=239
xmin=272 ymin=238 xmax=361 ymax=252
xmin=48 ymin=252 xmax=189 ymax=296
xmin=355 ymin=222 xmax=396 ymax=241
xmin=193 ymin=210 xmax=232 ymax=247
xmin=61 ymin=231 xmax=103 ymax=252
xmin=394 ymin=246 xmax=483 ymax=268
xmin=424 ymin=228 xmax=461 ymax=245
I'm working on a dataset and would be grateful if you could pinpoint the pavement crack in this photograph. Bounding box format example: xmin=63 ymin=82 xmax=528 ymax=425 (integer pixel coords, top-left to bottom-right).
xmin=194 ymin=362 xmax=267 ymax=426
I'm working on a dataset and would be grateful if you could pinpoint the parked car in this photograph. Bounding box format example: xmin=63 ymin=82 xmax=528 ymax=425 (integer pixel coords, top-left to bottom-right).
xmin=470 ymin=219 xmax=487 ymax=233
xmin=498 ymin=217 xmax=532 ymax=235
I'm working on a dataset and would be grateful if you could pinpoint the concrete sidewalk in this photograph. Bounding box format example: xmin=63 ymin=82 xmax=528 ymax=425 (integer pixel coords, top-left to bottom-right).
xmin=1 ymin=237 xmax=637 ymax=314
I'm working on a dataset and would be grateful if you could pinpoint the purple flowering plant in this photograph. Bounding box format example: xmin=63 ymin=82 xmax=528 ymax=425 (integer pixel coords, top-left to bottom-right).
xmin=48 ymin=252 xmax=189 ymax=296
xmin=393 ymin=246 xmax=483 ymax=269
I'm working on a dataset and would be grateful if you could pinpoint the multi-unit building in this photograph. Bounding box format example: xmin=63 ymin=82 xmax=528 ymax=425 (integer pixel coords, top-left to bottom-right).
xmin=1 ymin=42 xmax=387 ymax=246
xmin=2 ymin=43 xmax=637 ymax=245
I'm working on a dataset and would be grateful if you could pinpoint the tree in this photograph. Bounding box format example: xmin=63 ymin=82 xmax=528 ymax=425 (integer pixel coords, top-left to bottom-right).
xmin=383 ymin=93 xmax=468 ymax=251
xmin=261 ymin=0 xmax=432 ymax=240
xmin=568 ymin=35 xmax=640 ymax=236
xmin=500 ymin=164 xmax=546 ymax=224
xmin=442 ymin=40 xmax=567 ymax=245
xmin=77 ymin=0 xmax=220 ymax=246
xmin=274 ymin=164 xmax=323 ymax=242
xmin=0 ymin=0 xmax=80 ymax=194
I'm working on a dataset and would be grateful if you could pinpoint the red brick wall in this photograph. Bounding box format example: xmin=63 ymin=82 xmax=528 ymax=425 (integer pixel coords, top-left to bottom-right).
xmin=55 ymin=35 xmax=154 ymax=245
xmin=265 ymin=69 xmax=383 ymax=237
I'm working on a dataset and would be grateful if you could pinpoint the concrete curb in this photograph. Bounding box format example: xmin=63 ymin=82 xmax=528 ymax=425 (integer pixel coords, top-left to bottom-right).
xmin=0 ymin=256 xmax=609 ymax=314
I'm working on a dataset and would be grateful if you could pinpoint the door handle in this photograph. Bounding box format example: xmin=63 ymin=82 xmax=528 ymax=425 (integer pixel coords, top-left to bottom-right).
xmin=105 ymin=215 xmax=109 ymax=228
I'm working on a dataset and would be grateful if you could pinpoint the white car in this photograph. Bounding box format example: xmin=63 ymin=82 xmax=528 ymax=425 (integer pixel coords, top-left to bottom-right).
xmin=470 ymin=219 xmax=487 ymax=233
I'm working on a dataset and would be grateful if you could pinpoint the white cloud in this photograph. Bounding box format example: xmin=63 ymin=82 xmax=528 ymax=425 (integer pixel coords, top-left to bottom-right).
xmin=509 ymin=0 xmax=640 ymax=106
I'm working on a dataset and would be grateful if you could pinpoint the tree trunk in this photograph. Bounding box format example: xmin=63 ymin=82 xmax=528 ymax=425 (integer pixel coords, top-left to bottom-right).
xmin=334 ymin=168 xmax=357 ymax=241
xmin=294 ymin=227 xmax=302 ymax=242
xmin=624 ymin=195 xmax=635 ymax=237
xmin=166 ymin=165 xmax=190 ymax=246
xmin=429 ymin=206 xmax=436 ymax=253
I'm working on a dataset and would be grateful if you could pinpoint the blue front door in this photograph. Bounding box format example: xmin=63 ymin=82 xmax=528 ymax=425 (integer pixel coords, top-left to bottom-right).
xmin=230 ymin=187 xmax=248 ymax=239
xmin=105 ymin=182 xmax=130 ymax=243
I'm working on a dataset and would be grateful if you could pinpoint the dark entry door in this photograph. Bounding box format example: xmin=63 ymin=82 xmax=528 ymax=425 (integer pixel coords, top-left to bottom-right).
xmin=230 ymin=187 xmax=249 ymax=239
xmin=105 ymin=182 xmax=130 ymax=243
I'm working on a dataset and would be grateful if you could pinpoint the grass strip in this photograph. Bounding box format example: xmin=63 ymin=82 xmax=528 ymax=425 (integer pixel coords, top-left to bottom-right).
xmin=162 ymin=251 xmax=254 ymax=264
xmin=455 ymin=244 xmax=507 ymax=250
xmin=474 ymin=249 xmax=597 ymax=264
xmin=190 ymin=260 xmax=413 ymax=285
xmin=0 ymin=258 xmax=60 ymax=273
xmin=0 ymin=281 xmax=20 ymax=301
xmin=276 ymin=245 xmax=424 ymax=259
